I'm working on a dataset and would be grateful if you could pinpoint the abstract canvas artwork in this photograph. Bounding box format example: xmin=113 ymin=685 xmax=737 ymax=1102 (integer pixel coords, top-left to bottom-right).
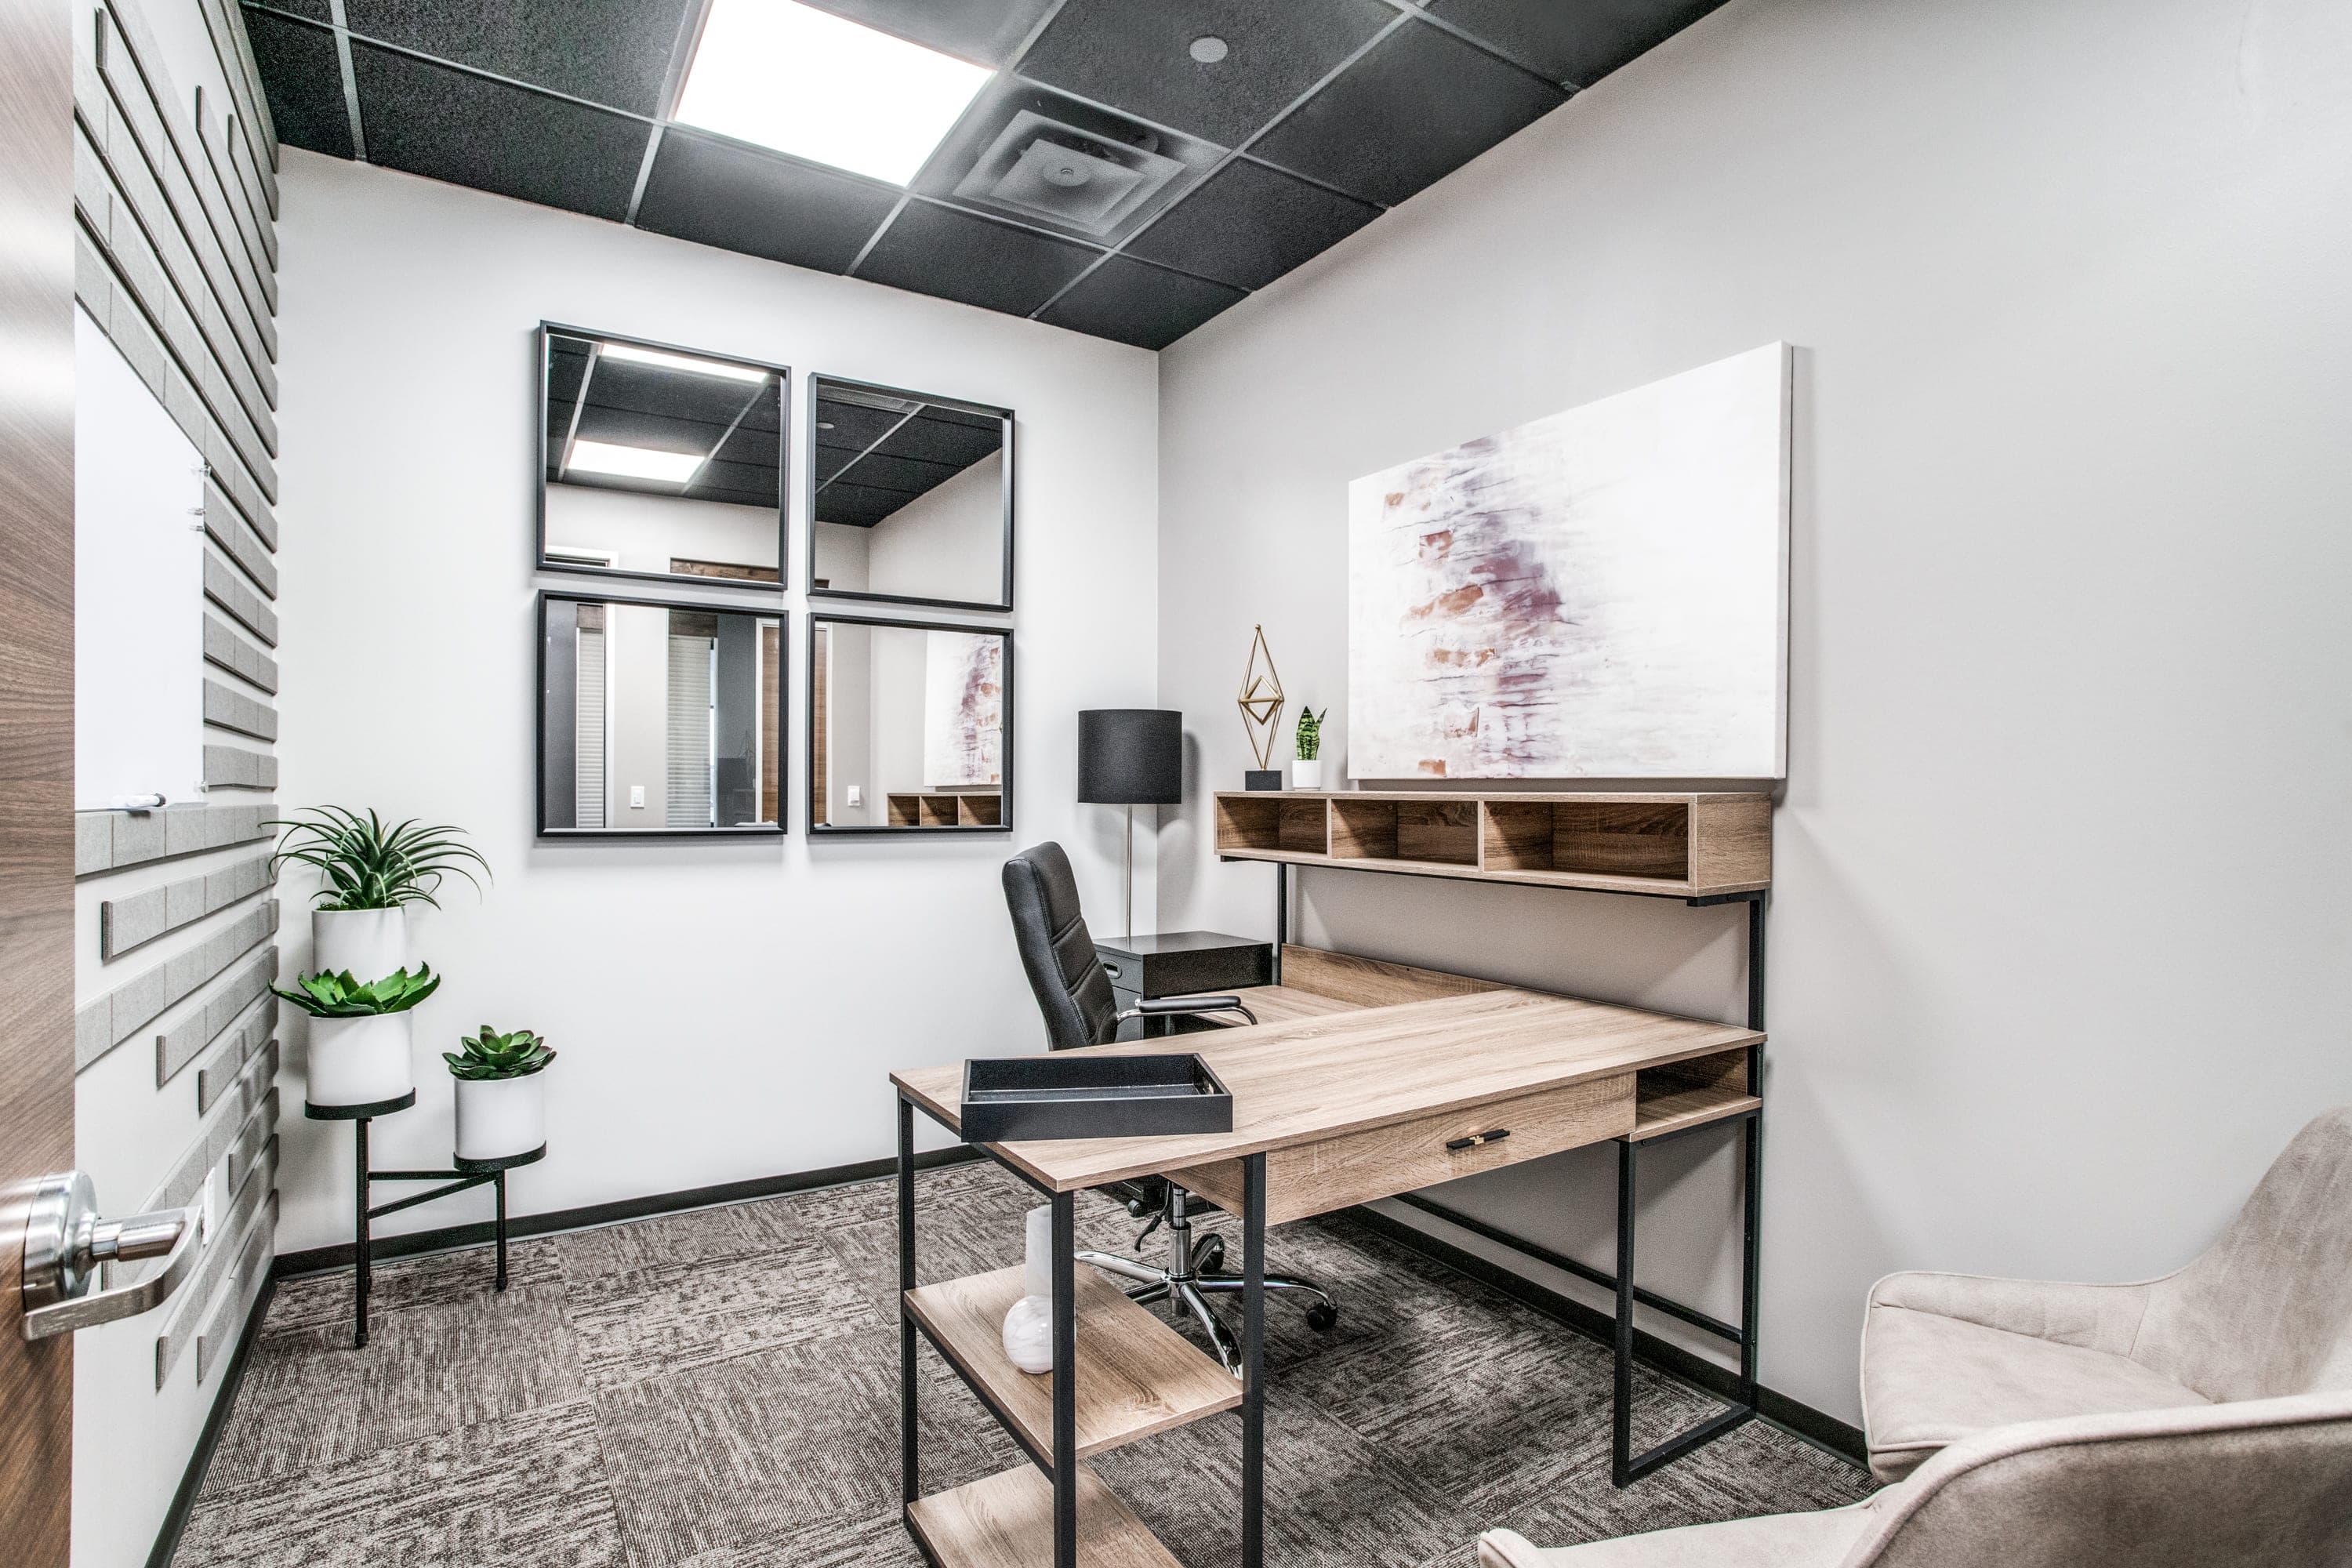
xmin=923 ymin=630 xmax=1004 ymax=786
xmin=1348 ymin=343 xmax=1790 ymax=780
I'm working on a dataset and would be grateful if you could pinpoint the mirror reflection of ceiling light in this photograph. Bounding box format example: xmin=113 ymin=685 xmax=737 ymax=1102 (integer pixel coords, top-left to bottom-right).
xmin=600 ymin=342 xmax=769 ymax=383
xmin=568 ymin=440 xmax=705 ymax=483
xmin=675 ymin=0 xmax=994 ymax=187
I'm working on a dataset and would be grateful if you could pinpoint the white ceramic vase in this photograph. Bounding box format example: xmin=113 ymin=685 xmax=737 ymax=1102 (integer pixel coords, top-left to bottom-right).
xmin=1002 ymin=1203 xmax=1058 ymax=1374
xmin=312 ymin=906 xmax=408 ymax=984
xmin=307 ymin=1012 xmax=414 ymax=1107
xmin=1291 ymin=757 xmax=1323 ymax=790
xmin=455 ymin=1073 xmax=547 ymax=1162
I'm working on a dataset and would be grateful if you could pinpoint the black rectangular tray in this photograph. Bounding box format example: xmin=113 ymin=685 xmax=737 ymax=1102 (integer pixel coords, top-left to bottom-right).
xmin=960 ymin=1053 xmax=1233 ymax=1143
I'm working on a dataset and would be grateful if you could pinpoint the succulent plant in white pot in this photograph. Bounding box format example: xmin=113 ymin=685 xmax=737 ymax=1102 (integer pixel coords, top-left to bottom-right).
xmin=1290 ymin=706 xmax=1328 ymax=790
xmin=267 ymin=806 xmax=489 ymax=982
xmin=274 ymin=966 xmax=441 ymax=1108
xmin=445 ymin=1026 xmax=557 ymax=1163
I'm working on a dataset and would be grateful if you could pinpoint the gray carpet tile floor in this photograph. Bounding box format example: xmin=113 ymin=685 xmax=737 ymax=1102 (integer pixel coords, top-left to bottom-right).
xmin=175 ymin=1160 xmax=1871 ymax=1567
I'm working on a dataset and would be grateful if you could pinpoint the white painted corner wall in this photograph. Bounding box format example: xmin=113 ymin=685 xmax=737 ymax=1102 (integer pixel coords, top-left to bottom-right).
xmin=268 ymin=151 xmax=1162 ymax=1254
xmin=1156 ymin=0 xmax=2352 ymax=1425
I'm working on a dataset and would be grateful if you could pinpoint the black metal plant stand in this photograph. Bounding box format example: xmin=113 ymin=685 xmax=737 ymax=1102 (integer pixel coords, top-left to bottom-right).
xmin=304 ymin=1092 xmax=546 ymax=1347
xmin=1279 ymin=862 xmax=1769 ymax=1488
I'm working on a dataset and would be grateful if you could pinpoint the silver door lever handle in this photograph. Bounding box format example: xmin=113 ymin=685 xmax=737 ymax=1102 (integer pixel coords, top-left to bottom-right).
xmin=20 ymin=1171 xmax=201 ymax=1341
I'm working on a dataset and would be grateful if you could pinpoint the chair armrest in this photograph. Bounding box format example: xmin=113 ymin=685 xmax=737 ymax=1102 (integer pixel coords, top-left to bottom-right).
xmin=1123 ymin=995 xmax=1257 ymax=1025
xmin=1867 ymin=1269 xmax=2154 ymax=1356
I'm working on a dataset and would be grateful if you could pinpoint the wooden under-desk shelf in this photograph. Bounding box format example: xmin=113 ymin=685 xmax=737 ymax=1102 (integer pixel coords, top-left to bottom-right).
xmin=907 ymin=1462 xmax=1181 ymax=1568
xmin=904 ymin=1265 xmax=1240 ymax=1461
xmin=1631 ymin=1046 xmax=1762 ymax=1142
xmin=1214 ymin=789 xmax=1771 ymax=898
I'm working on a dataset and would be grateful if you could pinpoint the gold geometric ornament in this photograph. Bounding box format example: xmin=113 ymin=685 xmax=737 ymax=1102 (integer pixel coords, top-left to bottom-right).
xmin=1236 ymin=624 xmax=1286 ymax=771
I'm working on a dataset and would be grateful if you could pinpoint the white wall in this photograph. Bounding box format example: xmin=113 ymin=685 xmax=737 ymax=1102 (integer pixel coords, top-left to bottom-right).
xmin=545 ymin=485 xmax=779 ymax=578
xmin=1158 ymin=0 xmax=2352 ymax=1424
xmin=271 ymin=151 xmax=1161 ymax=1251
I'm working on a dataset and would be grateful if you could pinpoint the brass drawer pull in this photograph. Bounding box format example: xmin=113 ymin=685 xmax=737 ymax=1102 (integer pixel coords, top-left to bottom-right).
xmin=1445 ymin=1128 xmax=1510 ymax=1152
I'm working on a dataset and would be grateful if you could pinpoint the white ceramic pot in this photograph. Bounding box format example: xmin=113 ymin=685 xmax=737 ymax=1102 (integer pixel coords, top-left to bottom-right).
xmin=307 ymin=1012 xmax=414 ymax=1107
xmin=1290 ymin=757 xmax=1323 ymax=790
xmin=312 ymin=906 xmax=408 ymax=984
xmin=455 ymin=1073 xmax=547 ymax=1162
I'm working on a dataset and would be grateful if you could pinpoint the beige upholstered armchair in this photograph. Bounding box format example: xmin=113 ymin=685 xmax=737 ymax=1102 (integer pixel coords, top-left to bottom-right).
xmin=1475 ymin=1388 xmax=2352 ymax=1566
xmin=1862 ymin=1105 xmax=2352 ymax=1482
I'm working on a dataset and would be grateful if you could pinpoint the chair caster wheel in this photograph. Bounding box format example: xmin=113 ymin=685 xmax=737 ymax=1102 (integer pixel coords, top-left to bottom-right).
xmin=1306 ymin=1303 xmax=1338 ymax=1331
xmin=1196 ymin=1236 xmax=1226 ymax=1272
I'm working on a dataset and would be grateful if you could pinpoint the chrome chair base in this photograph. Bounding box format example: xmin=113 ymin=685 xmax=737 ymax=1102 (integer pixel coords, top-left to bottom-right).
xmin=1077 ymin=1186 xmax=1336 ymax=1376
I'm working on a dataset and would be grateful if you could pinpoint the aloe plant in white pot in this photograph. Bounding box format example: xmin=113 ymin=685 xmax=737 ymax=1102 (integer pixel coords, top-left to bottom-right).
xmin=274 ymin=967 xmax=441 ymax=1108
xmin=445 ymin=1026 xmax=557 ymax=1162
xmin=267 ymin=806 xmax=489 ymax=981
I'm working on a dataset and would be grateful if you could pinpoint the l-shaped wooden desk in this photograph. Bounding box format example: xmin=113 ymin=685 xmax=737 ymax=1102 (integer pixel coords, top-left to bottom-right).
xmin=890 ymin=945 xmax=1766 ymax=1568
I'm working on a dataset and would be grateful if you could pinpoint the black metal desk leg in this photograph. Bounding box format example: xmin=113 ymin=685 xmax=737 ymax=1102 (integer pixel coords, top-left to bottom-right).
xmin=1052 ymin=1191 xmax=1076 ymax=1568
xmin=354 ymin=1116 xmax=372 ymax=1348
xmin=898 ymin=1093 xmax=918 ymax=1509
xmin=1243 ymin=1150 xmax=1266 ymax=1568
xmin=1740 ymin=1086 xmax=1762 ymax=1402
xmin=1612 ymin=1137 xmax=1637 ymax=1486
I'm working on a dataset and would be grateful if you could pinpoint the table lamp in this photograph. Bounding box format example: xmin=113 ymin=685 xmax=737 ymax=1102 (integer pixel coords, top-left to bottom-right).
xmin=1078 ymin=709 xmax=1181 ymax=939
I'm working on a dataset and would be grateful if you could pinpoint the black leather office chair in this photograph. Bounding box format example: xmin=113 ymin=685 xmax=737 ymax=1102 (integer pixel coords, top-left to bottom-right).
xmin=1003 ymin=842 xmax=1335 ymax=1370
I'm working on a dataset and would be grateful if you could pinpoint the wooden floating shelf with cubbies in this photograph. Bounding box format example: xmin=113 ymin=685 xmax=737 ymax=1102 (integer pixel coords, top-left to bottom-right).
xmin=1214 ymin=789 xmax=1772 ymax=899
xmin=887 ymin=789 xmax=1003 ymax=828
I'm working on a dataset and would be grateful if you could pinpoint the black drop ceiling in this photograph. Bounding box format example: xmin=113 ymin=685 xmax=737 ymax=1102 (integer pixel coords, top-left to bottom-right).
xmin=545 ymin=331 xmax=783 ymax=509
xmin=242 ymin=0 xmax=1728 ymax=350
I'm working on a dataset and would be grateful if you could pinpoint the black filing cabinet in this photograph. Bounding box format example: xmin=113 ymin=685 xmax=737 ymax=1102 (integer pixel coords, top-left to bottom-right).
xmin=1094 ymin=930 xmax=1273 ymax=1038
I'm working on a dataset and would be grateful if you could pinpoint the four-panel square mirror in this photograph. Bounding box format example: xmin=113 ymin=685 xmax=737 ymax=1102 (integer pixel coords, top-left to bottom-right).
xmin=808 ymin=615 xmax=1011 ymax=834
xmin=535 ymin=329 xmax=1014 ymax=837
xmin=808 ymin=376 xmax=1014 ymax=613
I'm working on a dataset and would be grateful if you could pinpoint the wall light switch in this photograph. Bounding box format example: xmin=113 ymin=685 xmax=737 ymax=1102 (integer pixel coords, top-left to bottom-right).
xmin=848 ymin=785 xmax=862 ymax=807
xmin=630 ymin=785 xmax=646 ymax=809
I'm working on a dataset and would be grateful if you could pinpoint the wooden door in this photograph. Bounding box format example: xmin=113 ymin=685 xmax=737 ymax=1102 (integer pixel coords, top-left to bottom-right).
xmin=811 ymin=627 xmax=828 ymax=826
xmin=0 ymin=0 xmax=82 ymax=1558
xmin=760 ymin=622 xmax=780 ymax=825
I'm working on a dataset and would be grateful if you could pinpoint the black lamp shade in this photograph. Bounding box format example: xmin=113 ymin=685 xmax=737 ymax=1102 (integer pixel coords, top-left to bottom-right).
xmin=1078 ymin=710 xmax=1182 ymax=805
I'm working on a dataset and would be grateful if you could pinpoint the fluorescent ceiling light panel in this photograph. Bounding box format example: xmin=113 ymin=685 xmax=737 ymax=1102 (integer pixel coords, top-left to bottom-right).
xmin=568 ymin=441 xmax=705 ymax=483
xmin=674 ymin=0 xmax=993 ymax=187
xmin=600 ymin=343 xmax=770 ymax=383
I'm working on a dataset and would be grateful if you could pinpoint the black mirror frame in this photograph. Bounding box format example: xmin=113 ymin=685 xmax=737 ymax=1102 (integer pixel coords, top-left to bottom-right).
xmin=535 ymin=321 xmax=793 ymax=592
xmin=804 ymin=612 xmax=1014 ymax=837
xmin=804 ymin=372 xmax=1015 ymax=615
xmin=535 ymin=588 xmax=789 ymax=840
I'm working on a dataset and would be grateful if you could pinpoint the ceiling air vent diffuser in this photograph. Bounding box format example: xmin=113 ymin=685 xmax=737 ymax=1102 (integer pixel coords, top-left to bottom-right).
xmin=953 ymin=111 xmax=1185 ymax=237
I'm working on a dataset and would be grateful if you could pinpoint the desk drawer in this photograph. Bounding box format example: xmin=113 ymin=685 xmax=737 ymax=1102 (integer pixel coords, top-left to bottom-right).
xmin=1171 ymin=1073 xmax=1635 ymax=1225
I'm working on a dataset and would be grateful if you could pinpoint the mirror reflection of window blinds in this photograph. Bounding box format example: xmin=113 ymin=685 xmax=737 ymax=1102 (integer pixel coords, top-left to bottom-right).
xmin=666 ymin=634 xmax=714 ymax=828
xmin=575 ymin=626 xmax=606 ymax=828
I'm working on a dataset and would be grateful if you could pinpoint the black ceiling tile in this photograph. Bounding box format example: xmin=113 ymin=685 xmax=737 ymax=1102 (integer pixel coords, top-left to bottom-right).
xmin=634 ymin=131 xmax=898 ymax=274
xmin=1036 ymin=256 xmax=1245 ymax=350
xmin=797 ymin=0 xmax=1061 ymax=67
xmin=241 ymin=9 xmax=354 ymax=159
xmin=1250 ymin=19 xmax=1565 ymax=207
xmin=1018 ymin=0 xmax=1394 ymax=147
xmin=1431 ymin=0 xmax=1730 ymax=88
xmin=855 ymin=201 xmax=1099 ymax=318
xmin=340 ymin=0 xmax=694 ymax=115
xmin=1126 ymin=157 xmax=1379 ymax=291
xmin=246 ymin=0 xmax=332 ymax=24
xmin=350 ymin=44 xmax=649 ymax=220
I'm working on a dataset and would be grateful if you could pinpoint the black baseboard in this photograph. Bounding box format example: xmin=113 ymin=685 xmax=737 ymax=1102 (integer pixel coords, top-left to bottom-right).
xmin=147 ymin=1275 xmax=278 ymax=1568
xmin=1347 ymin=1203 xmax=1867 ymax=1469
xmin=270 ymin=1144 xmax=982 ymax=1278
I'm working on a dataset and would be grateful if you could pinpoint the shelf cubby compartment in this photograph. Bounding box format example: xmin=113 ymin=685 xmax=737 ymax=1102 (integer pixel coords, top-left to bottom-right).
xmin=1330 ymin=796 xmax=1479 ymax=868
xmin=888 ymin=791 xmax=1001 ymax=828
xmin=1214 ymin=792 xmax=1330 ymax=857
xmin=904 ymin=1265 xmax=1240 ymax=1462
xmin=1631 ymin=1047 xmax=1761 ymax=1142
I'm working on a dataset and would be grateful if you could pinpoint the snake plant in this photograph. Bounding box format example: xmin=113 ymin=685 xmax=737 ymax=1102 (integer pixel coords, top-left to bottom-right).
xmin=267 ymin=806 xmax=489 ymax=911
xmin=445 ymin=1025 xmax=557 ymax=1081
xmin=1294 ymin=706 xmax=1327 ymax=762
xmin=273 ymin=966 xmax=441 ymax=1018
